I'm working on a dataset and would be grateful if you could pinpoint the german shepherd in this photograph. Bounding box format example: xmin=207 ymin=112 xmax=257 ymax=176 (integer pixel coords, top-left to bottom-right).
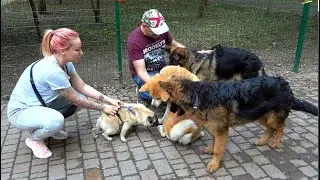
xmin=166 ymin=44 xmax=265 ymax=81
xmin=158 ymin=75 xmax=318 ymax=172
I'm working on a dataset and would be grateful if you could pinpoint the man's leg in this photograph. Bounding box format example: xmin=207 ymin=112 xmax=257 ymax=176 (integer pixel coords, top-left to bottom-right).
xmin=133 ymin=71 xmax=158 ymax=102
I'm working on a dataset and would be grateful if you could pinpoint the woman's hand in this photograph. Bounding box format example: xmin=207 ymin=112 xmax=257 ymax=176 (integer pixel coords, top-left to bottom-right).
xmin=102 ymin=104 xmax=120 ymax=116
xmin=108 ymin=98 xmax=124 ymax=108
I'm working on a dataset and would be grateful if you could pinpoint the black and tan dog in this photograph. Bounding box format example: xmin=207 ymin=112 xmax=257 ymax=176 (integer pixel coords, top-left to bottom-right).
xmin=158 ymin=75 xmax=318 ymax=172
xmin=166 ymin=44 xmax=265 ymax=81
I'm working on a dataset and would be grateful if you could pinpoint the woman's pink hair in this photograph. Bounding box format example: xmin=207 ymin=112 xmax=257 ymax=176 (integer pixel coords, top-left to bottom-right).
xmin=41 ymin=28 xmax=79 ymax=57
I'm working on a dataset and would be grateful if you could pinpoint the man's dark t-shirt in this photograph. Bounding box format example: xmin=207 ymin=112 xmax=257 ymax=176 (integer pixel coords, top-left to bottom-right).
xmin=127 ymin=26 xmax=173 ymax=77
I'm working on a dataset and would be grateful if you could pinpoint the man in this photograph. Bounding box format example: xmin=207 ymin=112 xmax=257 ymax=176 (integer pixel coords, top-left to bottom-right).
xmin=127 ymin=9 xmax=184 ymax=102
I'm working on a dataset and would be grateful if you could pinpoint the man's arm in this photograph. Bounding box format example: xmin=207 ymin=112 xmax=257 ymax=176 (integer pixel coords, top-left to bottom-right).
xmin=133 ymin=59 xmax=151 ymax=83
xmin=169 ymin=39 xmax=185 ymax=48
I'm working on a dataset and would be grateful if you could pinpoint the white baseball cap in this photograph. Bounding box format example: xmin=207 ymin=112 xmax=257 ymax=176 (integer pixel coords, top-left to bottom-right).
xmin=141 ymin=9 xmax=169 ymax=35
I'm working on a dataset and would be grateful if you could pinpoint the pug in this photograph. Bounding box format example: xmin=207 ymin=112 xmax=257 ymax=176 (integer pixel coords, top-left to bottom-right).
xmin=92 ymin=103 xmax=158 ymax=142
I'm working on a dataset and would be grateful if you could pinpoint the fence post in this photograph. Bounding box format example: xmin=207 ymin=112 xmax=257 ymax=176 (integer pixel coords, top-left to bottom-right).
xmin=293 ymin=0 xmax=312 ymax=72
xmin=114 ymin=0 xmax=122 ymax=77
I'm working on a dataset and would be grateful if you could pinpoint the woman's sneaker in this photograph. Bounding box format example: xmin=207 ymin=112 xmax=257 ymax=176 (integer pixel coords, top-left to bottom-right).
xmin=52 ymin=131 xmax=68 ymax=140
xmin=25 ymin=138 xmax=52 ymax=159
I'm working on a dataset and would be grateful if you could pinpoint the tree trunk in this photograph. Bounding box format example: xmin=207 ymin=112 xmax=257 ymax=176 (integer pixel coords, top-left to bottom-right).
xmin=199 ymin=0 xmax=207 ymax=18
xmin=38 ymin=0 xmax=48 ymax=14
xmin=267 ymin=0 xmax=273 ymax=14
xmin=91 ymin=0 xmax=101 ymax=23
xmin=28 ymin=0 xmax=41 ymax=42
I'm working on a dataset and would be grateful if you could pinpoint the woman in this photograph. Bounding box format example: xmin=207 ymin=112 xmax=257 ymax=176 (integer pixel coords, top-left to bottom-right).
xmin=7 ymin=28 xmax=123 ymax=159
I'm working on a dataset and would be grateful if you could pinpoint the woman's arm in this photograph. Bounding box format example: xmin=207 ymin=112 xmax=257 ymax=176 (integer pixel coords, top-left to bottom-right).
xmin=58 ymin=86 xmax=119 ymax=115
xmin=69 ymin=71 xmax=123 ymax=108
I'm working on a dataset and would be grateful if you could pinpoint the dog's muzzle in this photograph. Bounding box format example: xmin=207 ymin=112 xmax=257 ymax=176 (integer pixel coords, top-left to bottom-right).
xmin=148 ymin=114 xmax=159 ymax=126
xmin=151 ymin=99 xmax=162 ymax=108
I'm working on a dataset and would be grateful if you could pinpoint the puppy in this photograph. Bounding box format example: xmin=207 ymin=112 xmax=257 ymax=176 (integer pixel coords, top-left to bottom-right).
xmin=140 ymin=65 xmax=199 ymax=123
xmin=158 ymin=106 xmax=204 ymax=145
xmin=92 ymin=103 xmax=158 ymax=142
xmin=139 ymin=66 xmax=203 ymax=144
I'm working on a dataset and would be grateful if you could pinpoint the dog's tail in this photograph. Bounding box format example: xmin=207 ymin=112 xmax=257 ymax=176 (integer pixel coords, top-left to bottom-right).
xmin=291 ymin=97 xmax=318 ymax=116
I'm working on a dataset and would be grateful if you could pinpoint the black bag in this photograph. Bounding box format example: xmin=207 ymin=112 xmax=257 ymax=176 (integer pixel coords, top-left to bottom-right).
xmin=30 ymin=60 xmax=78 ymax=118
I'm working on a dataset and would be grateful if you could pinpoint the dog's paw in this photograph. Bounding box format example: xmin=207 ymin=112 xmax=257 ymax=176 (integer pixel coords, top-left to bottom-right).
xmin=200 ymin=131 xmax=205 ymax=137
xmin=92 ymin=133 xmax=98 ymax=139
xmin=102 ymin=133 xmax=113 ymax=141
xmin=92 ymin=128 xmax=99 ymax=138
xmin=120 ymin=137 xmax=127 ymax=142
xmin=268 ymin=140 xmax=281 ymax=149
xmin=157 ymin=125 xmax=166 ymax=137
xmin=255 ymin=138 xmax=268 ymax=146
xmin=158 ymin=117 xmax=165 ymax=124
xmin=204 ymin=146 xmax=213 ymax=154
xmin=207 ymin=158 xmax=220 ymax=173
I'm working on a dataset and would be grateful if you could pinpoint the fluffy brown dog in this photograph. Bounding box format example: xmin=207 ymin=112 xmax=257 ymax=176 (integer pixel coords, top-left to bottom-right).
xmin=157 ymin=76 xmax=318 ymax=172
xmin=139 ymin=66 xmax=203 ymax=144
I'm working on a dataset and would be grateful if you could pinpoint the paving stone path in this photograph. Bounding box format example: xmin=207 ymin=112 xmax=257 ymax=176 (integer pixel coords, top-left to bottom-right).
xmin=1 ymin=69 xmax=318 ymax=180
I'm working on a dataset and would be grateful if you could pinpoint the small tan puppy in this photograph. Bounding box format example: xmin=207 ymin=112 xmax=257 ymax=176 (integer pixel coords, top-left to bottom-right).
xmin=92 ymin=103 xmax=158 ymax=142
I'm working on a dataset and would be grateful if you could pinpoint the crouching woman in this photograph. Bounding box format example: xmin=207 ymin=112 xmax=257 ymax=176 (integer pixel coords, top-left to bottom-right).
xmin=7 ymin=28 xmax=123 ymax=159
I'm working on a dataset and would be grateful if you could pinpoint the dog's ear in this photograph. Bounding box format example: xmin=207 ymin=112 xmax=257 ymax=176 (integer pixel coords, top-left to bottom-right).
xmin=139 ymin=83 xmax=149 ymax=92
xmin=160 ymin=91 xmax=170 ymax=102
xmin=169 ymin=47 xmax=183 ymax=65
xmin=176 ymin=47 xmax=189 ymax=58
xmin=158 ymin=81 xmax=169 ymax=91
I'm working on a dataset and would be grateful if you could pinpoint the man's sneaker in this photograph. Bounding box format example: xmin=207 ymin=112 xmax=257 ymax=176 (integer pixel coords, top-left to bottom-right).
xmin=52 ymin=131 xmax=68 ymax=140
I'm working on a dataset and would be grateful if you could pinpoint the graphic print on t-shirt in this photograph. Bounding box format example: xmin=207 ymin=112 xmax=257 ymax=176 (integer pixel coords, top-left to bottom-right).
xmin=143 ymin=39 xmax=166 ymax=72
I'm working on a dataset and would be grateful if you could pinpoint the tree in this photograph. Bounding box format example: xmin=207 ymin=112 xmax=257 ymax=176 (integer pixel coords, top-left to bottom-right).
xmin=38 ymin=0 xmax=48 ymax=14
xmin=91 ymin=0 xmax=101 ymax=23
xmin=199 ymin=0 xmax=208 ymax=18
xmin=28 ymin=0 xmax=41 ymax=41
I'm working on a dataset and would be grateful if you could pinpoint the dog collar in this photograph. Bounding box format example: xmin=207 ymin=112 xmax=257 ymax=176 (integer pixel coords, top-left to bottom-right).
xmin=121 ymin=106 xmax=136 ymax=116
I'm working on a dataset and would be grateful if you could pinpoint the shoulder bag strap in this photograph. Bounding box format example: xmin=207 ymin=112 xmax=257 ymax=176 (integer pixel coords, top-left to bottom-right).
xmin=64 ymin=64 xmax=72 ymax=86
xmin=64 ymin=64 xmax=69 ymax=75
xmin=30 ymin=60 xmax=47 ymax=107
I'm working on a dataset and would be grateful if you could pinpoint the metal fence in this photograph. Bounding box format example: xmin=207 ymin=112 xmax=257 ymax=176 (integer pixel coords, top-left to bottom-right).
xmin=1 ymin=0 xmax=318 ymax=100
